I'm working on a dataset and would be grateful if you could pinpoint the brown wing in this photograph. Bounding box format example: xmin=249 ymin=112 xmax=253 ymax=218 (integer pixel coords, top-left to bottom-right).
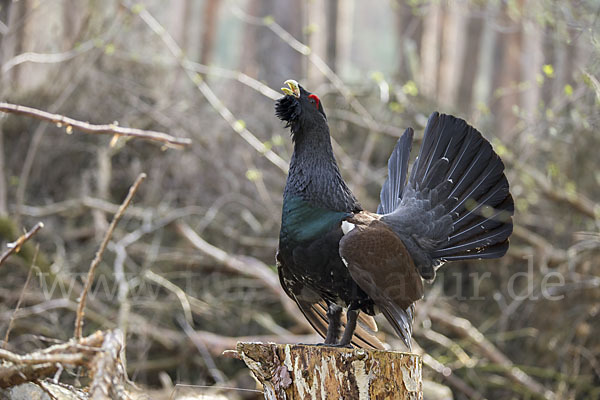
xmin=339 ymin=217 xmax=423 ymax=349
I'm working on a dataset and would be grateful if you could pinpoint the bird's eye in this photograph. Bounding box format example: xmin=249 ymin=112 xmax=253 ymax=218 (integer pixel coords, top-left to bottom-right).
xmin=308 ymin=94 xmax=320 ymax=109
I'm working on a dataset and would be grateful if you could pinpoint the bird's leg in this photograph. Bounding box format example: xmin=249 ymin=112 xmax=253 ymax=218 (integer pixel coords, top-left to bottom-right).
xmin=332 ymin=303 xmax=360 ymax=348
xmin=338 ymin=309 xmax=358 ymax=347
xmin=324 ymin=303 xmax=342 ymax=344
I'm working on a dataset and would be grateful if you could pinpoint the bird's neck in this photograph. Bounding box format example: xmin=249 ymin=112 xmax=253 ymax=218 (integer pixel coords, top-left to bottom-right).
xmin=285 ymin=125 xmax=360 ymax=213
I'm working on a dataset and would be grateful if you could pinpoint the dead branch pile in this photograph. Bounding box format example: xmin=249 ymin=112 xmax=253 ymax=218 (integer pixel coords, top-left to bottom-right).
xmin=0 ymin=1 xmax=599 ymax=399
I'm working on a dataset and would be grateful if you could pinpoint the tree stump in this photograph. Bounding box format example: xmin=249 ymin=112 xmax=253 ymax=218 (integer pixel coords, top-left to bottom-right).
xmin=236 ymin=342 xmax=422 ymax=400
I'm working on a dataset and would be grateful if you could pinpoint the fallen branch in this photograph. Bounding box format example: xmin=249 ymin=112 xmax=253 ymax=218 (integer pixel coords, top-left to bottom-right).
xmin=0 ymin=331 xmax=105 ymax=388
xmin=89 ymin=330 xmax=128 ymax=400
xmin=74 ymin=173 xmax=146 ymax=339
xmin=0 ymin=222 xmax=44 ymax=267
xmin=0 ymin=102 xmax=191 ymax=148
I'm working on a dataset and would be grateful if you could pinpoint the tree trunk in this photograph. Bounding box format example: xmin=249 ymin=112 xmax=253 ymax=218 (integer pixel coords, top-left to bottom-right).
xmin=419 ymin=2 xmax=442 ymax=100
xmin=200 ymin=0 xmax=222 ymax=66
xmin=326 ymin=0 xmax=339 ymax=73
xmin=458 ymin=7 xmax=482 ymax=114
xmin=306 ymin=0 xmax=327 ymax=88
xmin=394 ymin=1 xmax=422 ymax=82
xmin=495 ymin=1 xmax=523 ymax=140
xmin=471 ymin=1 xmax=500 ymax=122
xmin=238 ymin=0 xmax=304 ymax=90
xmin=438 ymin=0 xmax=468 ymax=110
xmin=237 ymin=342 xmax=422 ymax=400
xmin=0 ymin=0 xmax=28 ymax=88
xmin=0 ymin=125 xmax=6 ymax=216
xmin=336 ymin=0 xmax=354 ymax=78
xmin=520 ymin=0 xmax=543 ymax=128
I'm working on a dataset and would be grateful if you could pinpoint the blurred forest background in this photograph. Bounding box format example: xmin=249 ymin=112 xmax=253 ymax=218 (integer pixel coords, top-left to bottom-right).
xmin=0 ymin=0 xmax=599 ymax=399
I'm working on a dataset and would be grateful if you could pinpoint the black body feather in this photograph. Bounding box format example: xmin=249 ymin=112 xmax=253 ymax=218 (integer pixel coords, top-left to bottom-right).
xmin=275 ymin=82 xmax=513 ymax=349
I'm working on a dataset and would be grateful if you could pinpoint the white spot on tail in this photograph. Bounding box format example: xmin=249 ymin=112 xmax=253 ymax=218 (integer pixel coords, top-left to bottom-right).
xmin=341 ymin=221 xmax=355 ymax=235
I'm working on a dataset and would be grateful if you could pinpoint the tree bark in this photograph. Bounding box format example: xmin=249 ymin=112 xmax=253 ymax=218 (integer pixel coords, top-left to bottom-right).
xmin=237 ymin=342 xmax=422 ymax=400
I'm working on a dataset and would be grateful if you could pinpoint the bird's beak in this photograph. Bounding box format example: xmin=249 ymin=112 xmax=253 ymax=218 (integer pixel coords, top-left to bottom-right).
xmin=281 ymin=79 xmax=300 ymax=98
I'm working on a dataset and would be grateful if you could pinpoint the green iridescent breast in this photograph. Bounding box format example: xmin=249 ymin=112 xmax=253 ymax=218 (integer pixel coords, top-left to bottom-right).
xmin=281 ymin=196 xmax=349 ymax=243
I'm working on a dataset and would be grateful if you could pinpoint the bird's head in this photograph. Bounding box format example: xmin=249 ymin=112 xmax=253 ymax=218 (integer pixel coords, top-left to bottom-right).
xmin=275 ymin=79 xmax=327 ymax=139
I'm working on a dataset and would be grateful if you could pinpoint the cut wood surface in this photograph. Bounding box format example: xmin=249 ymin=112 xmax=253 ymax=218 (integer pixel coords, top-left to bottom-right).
xmin=237 ymin=342 xmax=422 ymax=400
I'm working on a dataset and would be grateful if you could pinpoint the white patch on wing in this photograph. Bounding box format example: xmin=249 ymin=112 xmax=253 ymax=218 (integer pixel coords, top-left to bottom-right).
xmin=341 ymin=221 xmax=355 ymax=235
xmin=341 ymin=257 xmax=349 ymax=268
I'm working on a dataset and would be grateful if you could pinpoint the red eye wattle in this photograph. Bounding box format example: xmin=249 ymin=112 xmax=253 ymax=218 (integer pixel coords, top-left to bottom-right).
xmin=308 ymin=94 xmax=320 ymax=109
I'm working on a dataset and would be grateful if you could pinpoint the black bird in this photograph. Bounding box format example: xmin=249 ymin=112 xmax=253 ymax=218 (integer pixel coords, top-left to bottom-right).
xmin=275 ymin=80 xmax=513 ymax=349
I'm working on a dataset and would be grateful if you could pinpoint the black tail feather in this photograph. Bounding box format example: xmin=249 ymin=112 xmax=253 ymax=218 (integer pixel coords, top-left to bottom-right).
xmin=380 ymin=112 xmax=514 ymax=277
xmin=381 ymin=303 xmax=414 ymax=350
xmin=378 ymin=128 xmax=413 ymax=214
xmin=410 ymin=113 xmax=513 ymax=263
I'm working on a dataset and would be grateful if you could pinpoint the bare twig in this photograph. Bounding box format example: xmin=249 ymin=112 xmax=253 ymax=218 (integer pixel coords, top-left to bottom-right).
xmin=0 ymin=222 xmax=43 ymax=267
xmin=193 ymin=78 xmax=289 ymax=172
xmin=330 ymin=109 xmax=410 ymax=138
xmin=2 ymin=246 xmax=37 ymax=347
xmin=2 ymin=41 xmax=96 ymax=73
xmin=179 ymin=317 xmax=226 ymax=384
xmin=0 ymin=102 xmax=192 ymax=148
xmin=418 ymin=352 xmax=485 ymax=400
xmin=175 ymin=222 xmax=312 ymax=331
xmin=418 ymin=328 xmax=476 ymax=368
xmin=0 ymin=331 xmax=105 ymax=388
xmin=428 ymin=308 xmax=556 ymax=399
xmin=20 ymin=196 xmax=148 ymax=219
xmin=125 ymin=2 xmax=289 ymax=172
xmin=230 ymin=6 xmax=379 ymax=132
xmin=13 ymin=55 xmax=97 ymax=228
xmin=33 ymin=380 xmax=60 ymax=400
xmin=502 ymin=149 xmax=599 ymax=220
xmin=521 ymin=161 xmax=598 ymax=220
xmin=74 ymin=173 xmax=146 ymax=339
xmin=0 ymin=348 xmax=88 ymax=366
xmin=183 ymin=60 xmax=281 ymax=99
xmin=144 ymin=270 xmax=194 ymax=327
xmin=0 ymin=330 xmax=104 ymax=364
xmin=512 ymin=225 xmax=567 ymax=263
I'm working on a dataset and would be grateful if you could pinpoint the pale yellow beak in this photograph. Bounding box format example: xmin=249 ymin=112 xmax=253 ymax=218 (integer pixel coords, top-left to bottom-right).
xmin=281 ymin=79 xmax=300 ymax=98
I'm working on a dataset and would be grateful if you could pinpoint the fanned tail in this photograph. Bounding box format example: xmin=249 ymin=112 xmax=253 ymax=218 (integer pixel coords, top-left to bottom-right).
xmin=381 ymin=112 xmax=514 ymax=279
xmin=378 ymin=128 xmax=413 ymax=214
